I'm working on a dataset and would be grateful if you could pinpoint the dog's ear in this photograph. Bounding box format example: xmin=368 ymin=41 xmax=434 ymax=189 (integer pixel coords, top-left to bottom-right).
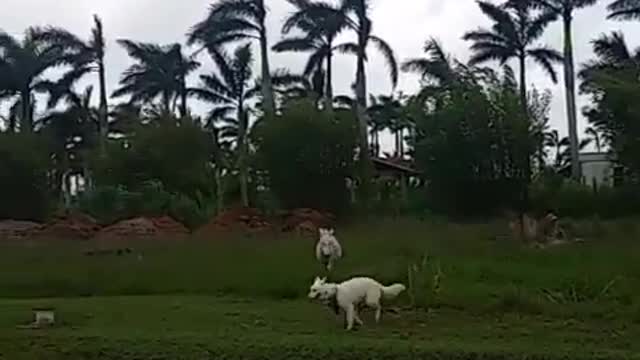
xmin=320 ymin=277 xmax=327 ymax=283
xmin=329 ymin=229 xmax=335 ymax=235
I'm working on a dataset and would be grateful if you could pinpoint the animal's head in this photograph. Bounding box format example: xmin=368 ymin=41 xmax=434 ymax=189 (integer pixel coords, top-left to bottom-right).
xmin=308 ymin=276 xmax=327 ymax=300
xmin=318 ymin=228 xmax=336 ymax=241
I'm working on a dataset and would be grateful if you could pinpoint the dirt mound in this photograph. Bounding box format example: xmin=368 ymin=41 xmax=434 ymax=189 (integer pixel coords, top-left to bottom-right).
xmin=150 ymin=216 xmax=190 ymax=237
xmin=0 ymin=220 xmax=43 ymax=240
xmin=196 ymin=207 xmax=271 ymax=235
xmin=95 ymin=217 xmax=159 ymax=240
xmin=34 ymin=211 xmax=101 ymax=240
xmin=95 ymin=216 xmax=190 ymax=241
xmin=281 ymin=208 xmax=335 ymax=234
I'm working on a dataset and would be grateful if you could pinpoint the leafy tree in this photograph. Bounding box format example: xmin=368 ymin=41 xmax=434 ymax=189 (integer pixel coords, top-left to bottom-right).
xmin=188 ymin=0 xmax=276 ymax=119
xmin=521 ymin=0 xmax=599 ymax=181
xmin=580 ymin=32 xmax=640 ymax=177
xmin=273 ymin=0 xmax=347 ymax=113
xmin=413 ymin=66 xmax=532 ymax=217
xmin=257 ymin=100 xmax=356 ymax=214
xmin=113 ymin=40 xmax=199 ymax=117
xmin=189 ymin=44 xmax=259 ymax=207
xmin=0 ymin=28 xmax=65 ymax=132
xmin=608 ymin=0 xmax=640 ymax=20
xmin=92 ymin=120 xmax=212 ymax=200
xmin=35 ymin=16 xmax=110 ymax=152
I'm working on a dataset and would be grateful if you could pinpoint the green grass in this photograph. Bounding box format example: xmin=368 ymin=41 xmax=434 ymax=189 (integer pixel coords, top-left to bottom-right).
xmin=1 ymin=218 xmax=639 ymax=359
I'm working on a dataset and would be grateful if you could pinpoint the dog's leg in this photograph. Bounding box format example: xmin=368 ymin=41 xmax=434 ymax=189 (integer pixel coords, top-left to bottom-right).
xmin=345 ymin=304 xmax=355 ymax=331
xmin=354 ymin=310 xmax=364 ymax=326
xmin=374 ymin=305 xmax=382 ymax=323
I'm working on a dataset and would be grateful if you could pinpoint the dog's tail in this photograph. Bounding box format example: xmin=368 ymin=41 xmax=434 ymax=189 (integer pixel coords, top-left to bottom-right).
xmin=381 ymin=283 xmax=406 ymax=300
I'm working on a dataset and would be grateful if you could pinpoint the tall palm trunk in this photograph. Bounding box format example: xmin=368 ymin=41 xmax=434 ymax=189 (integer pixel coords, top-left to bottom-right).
xmin=98 ymin=56 xmax=108 ymax=154
xmin=325 ymin=49 xmax=334 ymax=115
xmin=518 ymin=52 xmax=531 ymax=219
xmin=259 ymin=28 xmax=275 ymax=119
xmin=237 ymin=103 xmax=249 ymax=207
xmin=20 ymin=89 xmax=32 ymax=132
xmin=355 ymin=36 xmax=374 ymax=205
xmin=563 ymin=12 xmax=580 ymax=181
xmin=179 ymin=77 xmax=188 ymax=119
xmin=518 ymin=53 xmax=528 ymax=119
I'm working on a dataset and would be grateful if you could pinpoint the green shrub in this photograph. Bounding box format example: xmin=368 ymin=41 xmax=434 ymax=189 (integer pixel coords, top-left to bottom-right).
xmin=256 ymin=100 xmax=356 ymax=215
xmin=0 ymin=133 xmax=51 ymax=221
xmin=92 ymin=122 xmax=213 ymax=199
xmin=79 ymin=180 xmax=213 ymax=228
xmin=531 ymin=173 xmax=640 ymax=218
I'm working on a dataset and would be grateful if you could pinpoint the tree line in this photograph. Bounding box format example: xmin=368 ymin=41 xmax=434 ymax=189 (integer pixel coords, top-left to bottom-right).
xmin=1 ymin=0 xmax=640 ymax=222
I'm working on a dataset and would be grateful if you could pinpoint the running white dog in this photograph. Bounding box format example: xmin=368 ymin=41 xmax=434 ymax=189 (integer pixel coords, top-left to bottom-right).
xmin=315 ymin=228 xmax=342 ymax=271
xmin=308 ymin=276 xmax=406 ymax=330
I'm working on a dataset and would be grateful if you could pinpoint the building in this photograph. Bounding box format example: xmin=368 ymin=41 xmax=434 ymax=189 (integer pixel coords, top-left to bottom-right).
xmin=579 ymin=152 xmax=616 ymax=188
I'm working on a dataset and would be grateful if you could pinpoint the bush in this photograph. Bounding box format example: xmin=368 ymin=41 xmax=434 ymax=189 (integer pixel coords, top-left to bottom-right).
xmin=0 ymin=133 xmax=51 ymax=221
xmin=79 ymin=180 xmax=213 ymax=228
xmin=256 ymin=100 xmax=356 ymax=215
xmin=92 ymin=121 xmax=213 ymax=199
xmin=530 ymin=172 xmax=640 ymax=218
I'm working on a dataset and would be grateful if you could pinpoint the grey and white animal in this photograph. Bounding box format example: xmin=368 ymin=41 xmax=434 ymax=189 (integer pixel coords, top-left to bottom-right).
xmin=315 ymin=228 xmax=342 ymax=271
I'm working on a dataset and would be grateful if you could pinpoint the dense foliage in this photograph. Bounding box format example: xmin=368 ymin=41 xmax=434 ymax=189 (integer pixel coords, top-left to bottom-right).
xmin=0 ymin=134 xmax=50 ymax=221
xmin=1 ymin=0 xmax=639 ymax=222
xmin=257 ymin=100 xmax=356 ymax=214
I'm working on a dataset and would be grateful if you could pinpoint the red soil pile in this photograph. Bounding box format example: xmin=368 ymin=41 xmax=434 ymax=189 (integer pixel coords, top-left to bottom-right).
xmin=0 ymin=220 xmax=43 ymax=240
xmin=95 ymin=217 xmax=158 ymax=241
xmin=150 ymin=216 xmax=190 ymax=237
xmin=196 ymin=207 xmax=271 ymax=236
xmin=95 ymin=216 xmax=189 ymax=241
xmin=281 ymin=208 xmax=335 ymax=234
xmin=34 ymin=211 xmax=101 ymax=240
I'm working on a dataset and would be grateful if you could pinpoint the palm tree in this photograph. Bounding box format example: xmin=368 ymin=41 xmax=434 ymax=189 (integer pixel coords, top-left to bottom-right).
xmin=463 ymin=1 xmax=563 ymax=118
xmin=545 ymin=129 xmax=570 ymax=168
xmin=188 ymin=0 xmax=275 ymax=119
xmin=585 ymin=126 xmax=603 ymax=152
xmin=38 ymin=86 xmax=98 ymax=202
xmin=0 ymin=28 xmax=65 ymax=132
xmin=189 ymin=44 xmax=259 ymax=207
xmin=368 ymin=94 xmax=407 ymax=158
xmin=270 ymin=68 xmax=325 ymax=108
xmin=608 ymin=0 xmax=640 ymax=20
xmin=113 ymin=40 xmax=199 ymax=118
xmin=402 ymin=38 xmax=458 ymax=87
xmin=579 ymin=32 xmax=640 ymax=87
xmin=521 ymin=0 xmax=598 ymax=181
xmin=36 ymin=16 xmax=109 ymax=153
xmin=273 ymin=0 xmax=347 ymax=114
xmin=338 ymin=0 xmax=399 ymax=201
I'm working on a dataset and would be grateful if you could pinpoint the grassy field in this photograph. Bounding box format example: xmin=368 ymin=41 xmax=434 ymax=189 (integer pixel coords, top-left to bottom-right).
xmin=1 ymin=218 xmax=640 ymax=359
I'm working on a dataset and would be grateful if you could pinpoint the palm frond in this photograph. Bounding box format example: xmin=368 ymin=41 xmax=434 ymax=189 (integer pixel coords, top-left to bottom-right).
xmin=272 ymin=37 xmax=320 ymax=52
xmin=608 ymin=0 xmax=640 ymax=20
xmin=369 ymin=36 xmax=398 ymax=88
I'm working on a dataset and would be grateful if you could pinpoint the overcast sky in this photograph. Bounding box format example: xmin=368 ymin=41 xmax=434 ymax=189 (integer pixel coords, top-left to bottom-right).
xmin=2 ymin=0 xmax=639 ymax=149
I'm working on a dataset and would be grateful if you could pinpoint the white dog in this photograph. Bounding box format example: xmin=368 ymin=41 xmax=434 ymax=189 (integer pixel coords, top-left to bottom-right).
xmin=308 ymin=276 xmax=406 ymax=330
xmin=315 ymin=228 xmax=342 ymax=271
